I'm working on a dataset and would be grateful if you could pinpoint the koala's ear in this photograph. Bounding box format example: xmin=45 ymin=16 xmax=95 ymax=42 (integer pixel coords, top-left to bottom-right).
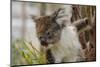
xmin=51 ymin=8 xmax=68 ymax=27
xmin=51 ymin=8 xmax=65 ymax=20
xmin=56 ymin=18 xmax=67 ymax=28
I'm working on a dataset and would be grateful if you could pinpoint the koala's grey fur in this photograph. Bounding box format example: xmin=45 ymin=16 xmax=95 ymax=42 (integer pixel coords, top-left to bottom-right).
xmin=32 ymin=8 xmax=85 ymax=63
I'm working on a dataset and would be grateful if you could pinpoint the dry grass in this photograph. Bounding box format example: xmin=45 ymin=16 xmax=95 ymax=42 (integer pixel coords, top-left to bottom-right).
xmin=11 ymin=39 xmax=47 ymax=66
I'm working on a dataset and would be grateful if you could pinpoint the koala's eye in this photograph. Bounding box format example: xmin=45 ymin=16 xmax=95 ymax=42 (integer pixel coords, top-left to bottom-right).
xmin=47 ymin=32 xmax=50 ymax=35
xmin=39 ymin=36 xmax=42 ymax=39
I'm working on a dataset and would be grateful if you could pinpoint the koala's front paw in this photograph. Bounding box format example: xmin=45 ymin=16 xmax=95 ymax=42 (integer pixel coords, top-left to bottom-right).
xmin=46 ymin=49 xmax=55 ymax=64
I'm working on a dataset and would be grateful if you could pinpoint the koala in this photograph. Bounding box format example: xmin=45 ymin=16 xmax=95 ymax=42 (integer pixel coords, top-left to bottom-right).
xmin=32 ymin=8 xmax=84 ymax=63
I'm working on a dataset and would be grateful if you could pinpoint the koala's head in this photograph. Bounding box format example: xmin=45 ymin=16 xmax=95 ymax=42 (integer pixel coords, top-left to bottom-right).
xmin=32 ymin=8 xmax=67 ymax=47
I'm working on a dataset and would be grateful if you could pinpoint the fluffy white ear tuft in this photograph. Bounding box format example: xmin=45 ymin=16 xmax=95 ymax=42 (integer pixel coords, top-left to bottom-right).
xmin=56 ymin=16 xmax=68 ymax=28
xmin=55 ymin=9 xmax=69 ymax=27
xmin=52 ymin=8 xmax=72 ymax=27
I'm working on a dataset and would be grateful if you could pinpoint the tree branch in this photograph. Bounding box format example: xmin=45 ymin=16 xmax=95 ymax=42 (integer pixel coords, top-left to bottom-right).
xmin=72 ymin=17 xmax=92 ymax=34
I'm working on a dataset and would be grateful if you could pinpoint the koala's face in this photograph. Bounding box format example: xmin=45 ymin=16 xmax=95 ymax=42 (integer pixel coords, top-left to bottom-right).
xmin=32 ymin=8 xmax=67 ymax=47
xmin=34 ymin=16 xmax=62 ymax=47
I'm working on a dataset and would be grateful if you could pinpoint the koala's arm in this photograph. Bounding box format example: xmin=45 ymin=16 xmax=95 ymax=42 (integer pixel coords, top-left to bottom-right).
xmin=46 ymin=49 xmax=55 ymax=63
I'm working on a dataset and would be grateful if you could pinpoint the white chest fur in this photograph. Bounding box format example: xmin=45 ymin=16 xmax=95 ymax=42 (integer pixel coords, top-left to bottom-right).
xmin=50 ymin=25 xmax=83 ymax=63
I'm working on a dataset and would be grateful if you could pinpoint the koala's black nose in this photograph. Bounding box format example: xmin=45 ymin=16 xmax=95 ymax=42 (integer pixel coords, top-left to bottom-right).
xmin=39 ymin=36 xmax=48 ymax=47
xmin=41 ymin=41 xmax=48 ymax=47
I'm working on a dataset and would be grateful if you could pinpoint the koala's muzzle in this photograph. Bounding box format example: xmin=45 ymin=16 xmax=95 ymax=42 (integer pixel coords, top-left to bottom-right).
xmin=40 ymin=40 xmax=48 ymax=47
xmin=39 ymin=37 xmax=48 ymax=47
